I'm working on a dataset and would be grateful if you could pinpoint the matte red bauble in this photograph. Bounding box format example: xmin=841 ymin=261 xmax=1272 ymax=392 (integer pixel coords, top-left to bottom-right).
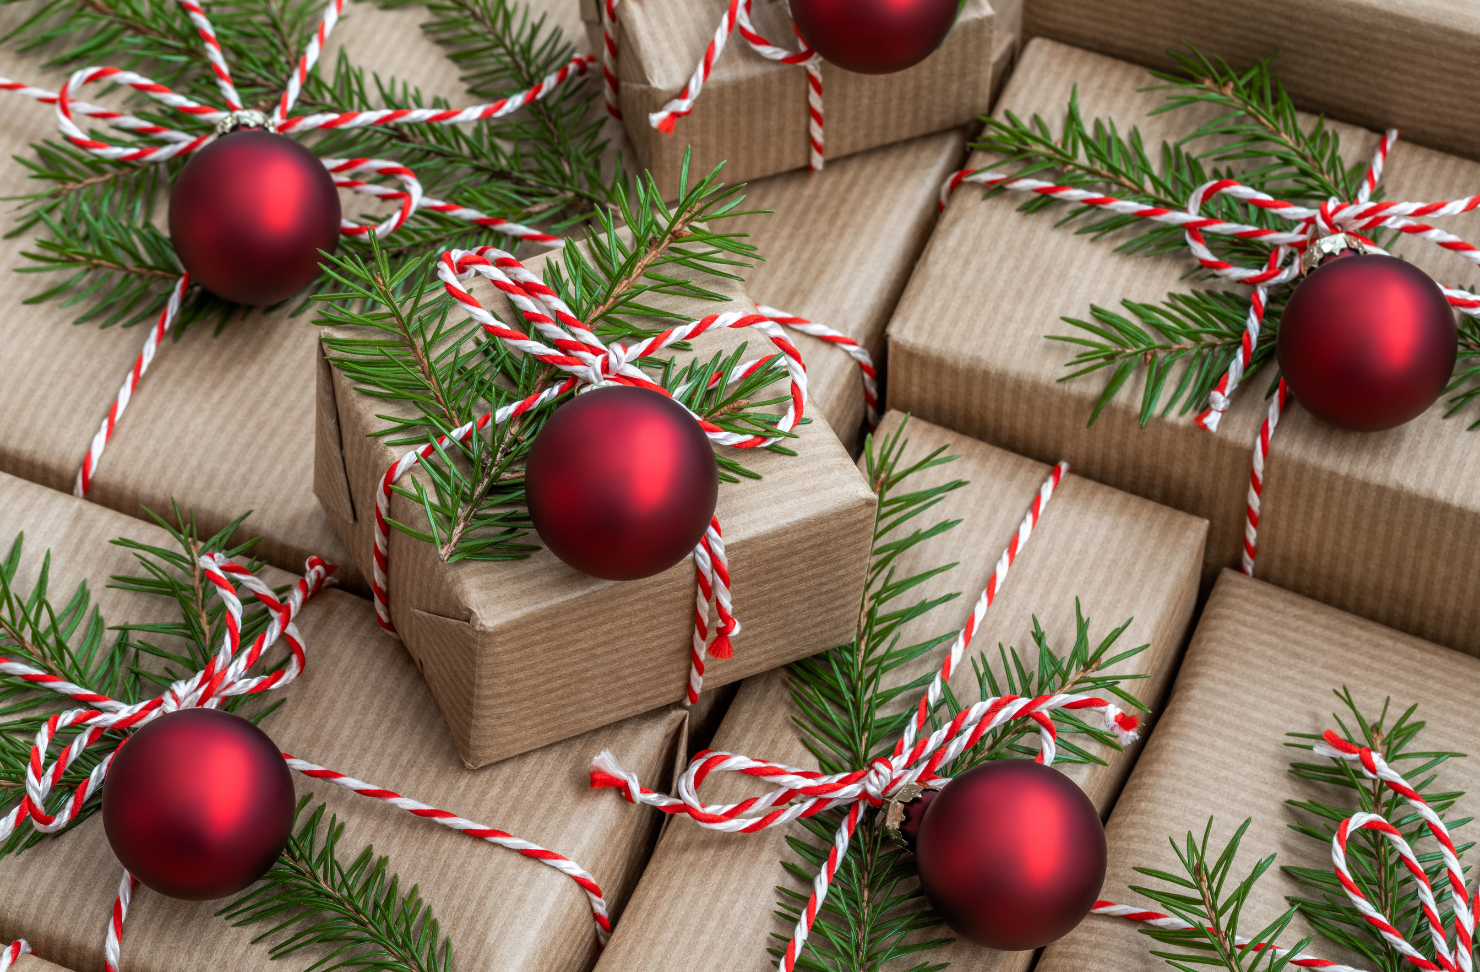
xmin=168 ymin=128 xmax=341 ymax=306
xmin=525 ymin=385 xmax=719 ymax=581
xmin=1277 ymin=253 xmax=1457 ymax=432
xmin=102 ymin=708 xmax=295 ymax=900
xmin=789 ymin=0 xmax=957 ymax=74
xmin=914 ymin=760 xmax=1106 ymax=951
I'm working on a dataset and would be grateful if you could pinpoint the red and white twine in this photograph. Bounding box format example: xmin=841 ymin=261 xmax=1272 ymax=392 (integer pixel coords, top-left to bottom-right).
xmin=943 ymin=128 xmax=1480 ymax=574
xmin=1 ymin=553 xmax=612 ymax=968
xmin=592 ymin=461 xmax=1144 ymax=970
xmin=1 ymin=0 xmax=591 ymax=499
xmin=1094 ymin=728 xmax=1479 ymax=972
xmin=598 ymin=0 xmax=825 ymax=170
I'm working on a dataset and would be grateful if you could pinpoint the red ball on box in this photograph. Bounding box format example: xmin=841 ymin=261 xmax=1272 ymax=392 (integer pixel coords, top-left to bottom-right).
xmin=789 ymin=0 xmax=957 ymax=75
xmin=914 ymin=759 xmax=1106 ymax=951
xmin=103 ymin=707 xmax=295 ymax=900
xmin=525 ymin=385 xmax=719 ymax=581
xmin=169 ymin=128 xmax=341 ymax=306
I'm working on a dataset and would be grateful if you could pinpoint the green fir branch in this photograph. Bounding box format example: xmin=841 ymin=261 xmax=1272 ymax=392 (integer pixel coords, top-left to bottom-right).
xmin=773 ymin=418 xmax=1147 ymax=972
xmin=220 ymin=799 xmax=453 ymax=972
xmin=1130 ymin=818 xmax=1308 ymax=972
xmin=1283 ymin=690 xmax=1471 ymax=972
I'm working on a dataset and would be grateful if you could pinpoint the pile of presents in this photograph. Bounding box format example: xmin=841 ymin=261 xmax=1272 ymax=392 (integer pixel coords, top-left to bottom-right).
xmin=3 ymin=0 xmax=1480 ymax=970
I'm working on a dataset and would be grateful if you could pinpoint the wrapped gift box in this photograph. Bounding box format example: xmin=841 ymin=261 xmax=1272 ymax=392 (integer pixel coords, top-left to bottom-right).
xmin=1023 ymin=0 xmax=1480 ymax=164
xmin=591 ymin=410 xmax=1206 ymax=971
xmin=316 ymin=250 xmax=877 ymax=768
xmin=1036 ymin=567 xmax=1480 ymax=972
xmin=578 ymin=0 xmax=994 ymax=191
xmin=887 ymin=38 xmax=1480 ymax=655
xmin=0 ymin=470 xmax=685 ymax=972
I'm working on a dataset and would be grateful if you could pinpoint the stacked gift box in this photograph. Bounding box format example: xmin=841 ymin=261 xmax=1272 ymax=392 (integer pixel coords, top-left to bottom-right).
xmin=4 ymin=0 xmax=1480 ymax=970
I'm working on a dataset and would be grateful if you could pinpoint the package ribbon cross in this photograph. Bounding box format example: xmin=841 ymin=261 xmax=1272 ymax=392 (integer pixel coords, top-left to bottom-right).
xmin=0 ymin=0 xmax=589 ymax=499
xmin=0 ymin=554 xmax=613 ymax=970
xmin=943 ymin=129 xmax=1480 ymax=575
xmin=590 ymin=460 xmax=1144 ymax=971
xmin=597 ymin=0 xmax=826 ymax=169
xmin=1091 ymin=731 xmax=1476 ymax=972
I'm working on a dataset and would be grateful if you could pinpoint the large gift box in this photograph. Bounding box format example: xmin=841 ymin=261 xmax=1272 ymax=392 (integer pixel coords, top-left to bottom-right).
xmin=578 ymin=0 xmax=994 ymax=191
xmin=0 ymin=470 xmax=685 ymax=972
xmin=1036 ymin=567 xmax=1480 ymax=972
xmin=1022 ymin=0 xmax=1480 ymax=164
xmin=316 ymin=248 xmax=877 ymax=768
xmin=887 ymin=38 xmax=1480 ymax=656
xmin=590 ymin=410 xmax=1207 ymax=971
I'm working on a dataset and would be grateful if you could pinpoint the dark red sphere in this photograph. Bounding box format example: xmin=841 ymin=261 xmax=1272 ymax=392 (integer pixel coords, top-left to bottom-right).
xmin=789 ymin=0 xmax=958 ymax=74
xmin=525 ymin=385 xmax=719 ymax=581
xmin=102 ymin=708 xmax=295 ymax=900
xmin=1277 ymin=253 xmax=1457 ymax=432
xmin=914 ymin=760 xmax=1106 ymax=951
xmin=168 ymin=128 xmax=341 ymax=305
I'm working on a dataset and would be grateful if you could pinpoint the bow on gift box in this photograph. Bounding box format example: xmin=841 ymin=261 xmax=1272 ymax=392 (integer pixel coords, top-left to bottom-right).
xmin=591 ymin=460 xmax=1143 ymax=971
xmin=0 ymin=552 xmax=614 ymax=970
xmin=943 ymin=129 xmax=1480 ymax=575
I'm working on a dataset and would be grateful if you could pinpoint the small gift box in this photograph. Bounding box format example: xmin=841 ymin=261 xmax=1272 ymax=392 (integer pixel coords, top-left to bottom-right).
xmin=589 ymin=410 xmax=1206 ymax=971
xmin=0 ymin=470 xmax=685 ymax=972
xmin=1035 ymin=567 xmax=1480 ymax=972
xmin=888 ymin=38 xmax=1480 ymax=656
xmin=315 ymin=244 xmax=878 ymax=768
xmin=578 ymin=0 xmax=995 ymax=191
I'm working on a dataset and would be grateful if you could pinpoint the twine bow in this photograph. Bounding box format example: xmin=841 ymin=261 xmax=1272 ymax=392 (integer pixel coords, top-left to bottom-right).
xmin=591 ymin=460 xmax=1142 ymax=972
xmin=598 ymin=0 xmax=826 ymax=170
xmin=0 ymin=0 xmax=594 ymax=499
xmin=1094 ymin=729 xmax=1479 ymax=972
xmin=2 ymin=552 xmax=615 ymax=970
xmin=943 ymin=128 xmax=1480 ymax=575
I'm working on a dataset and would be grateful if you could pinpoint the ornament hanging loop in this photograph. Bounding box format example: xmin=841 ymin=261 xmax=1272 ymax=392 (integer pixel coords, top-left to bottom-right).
xmin=1300 ymin=231 xmax=1382 ymax=272
xmin=213 ymin=109 xmax=276 ymax=136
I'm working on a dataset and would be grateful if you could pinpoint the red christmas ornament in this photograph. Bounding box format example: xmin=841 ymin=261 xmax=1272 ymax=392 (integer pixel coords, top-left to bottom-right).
xmin=525 ymin=385 xmax=719 ymax=581
xmin=102 ymin=708 xmax=295 ymax=900
xmin=1277 ymin=252 xmax=1457 ymax=432
xmin=168 ymin=128 xmax=341 ymax=306
xmin=914 ymin=760 xmax=1106 ymax=951
xmin=789 ymin=0 xmax=958 ymax=75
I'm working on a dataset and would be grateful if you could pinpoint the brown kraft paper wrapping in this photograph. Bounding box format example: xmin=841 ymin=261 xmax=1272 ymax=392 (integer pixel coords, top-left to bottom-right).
xmin=0 ymin=470 xmax=686 ymax=972
xmin=0 ymin=1 xmax=520 ymax=596
xmin=591 ymin=410 xmax=1207 ymax=972
xmin=731 ymin=129 xmax=968 ymax=452
xmin=1036 ymin=568 xmax=1480 ymax=972
xmin=578 ymin=0 xmax=993 ymax=191
xmin=888 ymin=38 xmax=1480 ymax=656
xmin=315 ymin=249 xmax=878 ymax=769
xmin=12 ymin=957 xmax=74 ymax=972
xmin=1023 ymin=0 xmax=1480 ymax=164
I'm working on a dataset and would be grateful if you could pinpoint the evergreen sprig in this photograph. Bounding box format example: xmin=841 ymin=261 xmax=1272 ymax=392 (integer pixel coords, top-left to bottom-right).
xmin=970 ymin=46 xmax=1480 ymax=428
xmin=0 ymin=507 xmax=274 ymax=855
xmin=220 ymin=799 xmax=453 ymax=972
xmin=1130 ymin=818 xmax=1308 ymax=972
xmin=774 ymin=419 xmax=1148 ymax=972
xmin=1284 ymin=690 xmax=1472 ymax=972
xmin=0 ymin=0 xmax=623 ymax=330
xmin=318 ymin=155 xmax=781 ymax=564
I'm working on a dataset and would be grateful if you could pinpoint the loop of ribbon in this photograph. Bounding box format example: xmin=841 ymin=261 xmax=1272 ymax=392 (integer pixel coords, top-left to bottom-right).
xmin=1094 ymin=728 xmax=1478 ymax=972
xmin=942 ymin=128 xmax=1480 ymax=574
xmin=590 ymin=460 xmax=1145 ymax=971
xmin=598 ymin=0 xmax=825 ymax=170
xmin=1 ymin=552 xmax=615 ymax=969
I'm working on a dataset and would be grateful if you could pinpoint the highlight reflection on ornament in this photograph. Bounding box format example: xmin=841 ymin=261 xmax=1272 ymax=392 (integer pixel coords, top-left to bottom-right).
xmin=788 ymin=0 xmax=958 ymax=75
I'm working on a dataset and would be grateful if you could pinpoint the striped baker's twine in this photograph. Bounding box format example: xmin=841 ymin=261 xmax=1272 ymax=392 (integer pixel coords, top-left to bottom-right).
xmin=370 ymin=247 xmax=823 ymax=708
xmin=3 ymin=552 xmax=612 ymax=968
xmin=2 ymin=0 xmax=588 ymax=498
xmin=943 ymin=128 xmax=1480 ymax=575
xmin=1093 ymin=728 xmax=1478 ymax=972
xmin=598 ymin=0 xmax=825 ymax=170
xmin=761 ymin=305 xmax=878 ymax=429
xmin=593 ymin=461 xmax=1144 ymax=972
xmin=0 ymin=941 xmax=29 ymax=972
